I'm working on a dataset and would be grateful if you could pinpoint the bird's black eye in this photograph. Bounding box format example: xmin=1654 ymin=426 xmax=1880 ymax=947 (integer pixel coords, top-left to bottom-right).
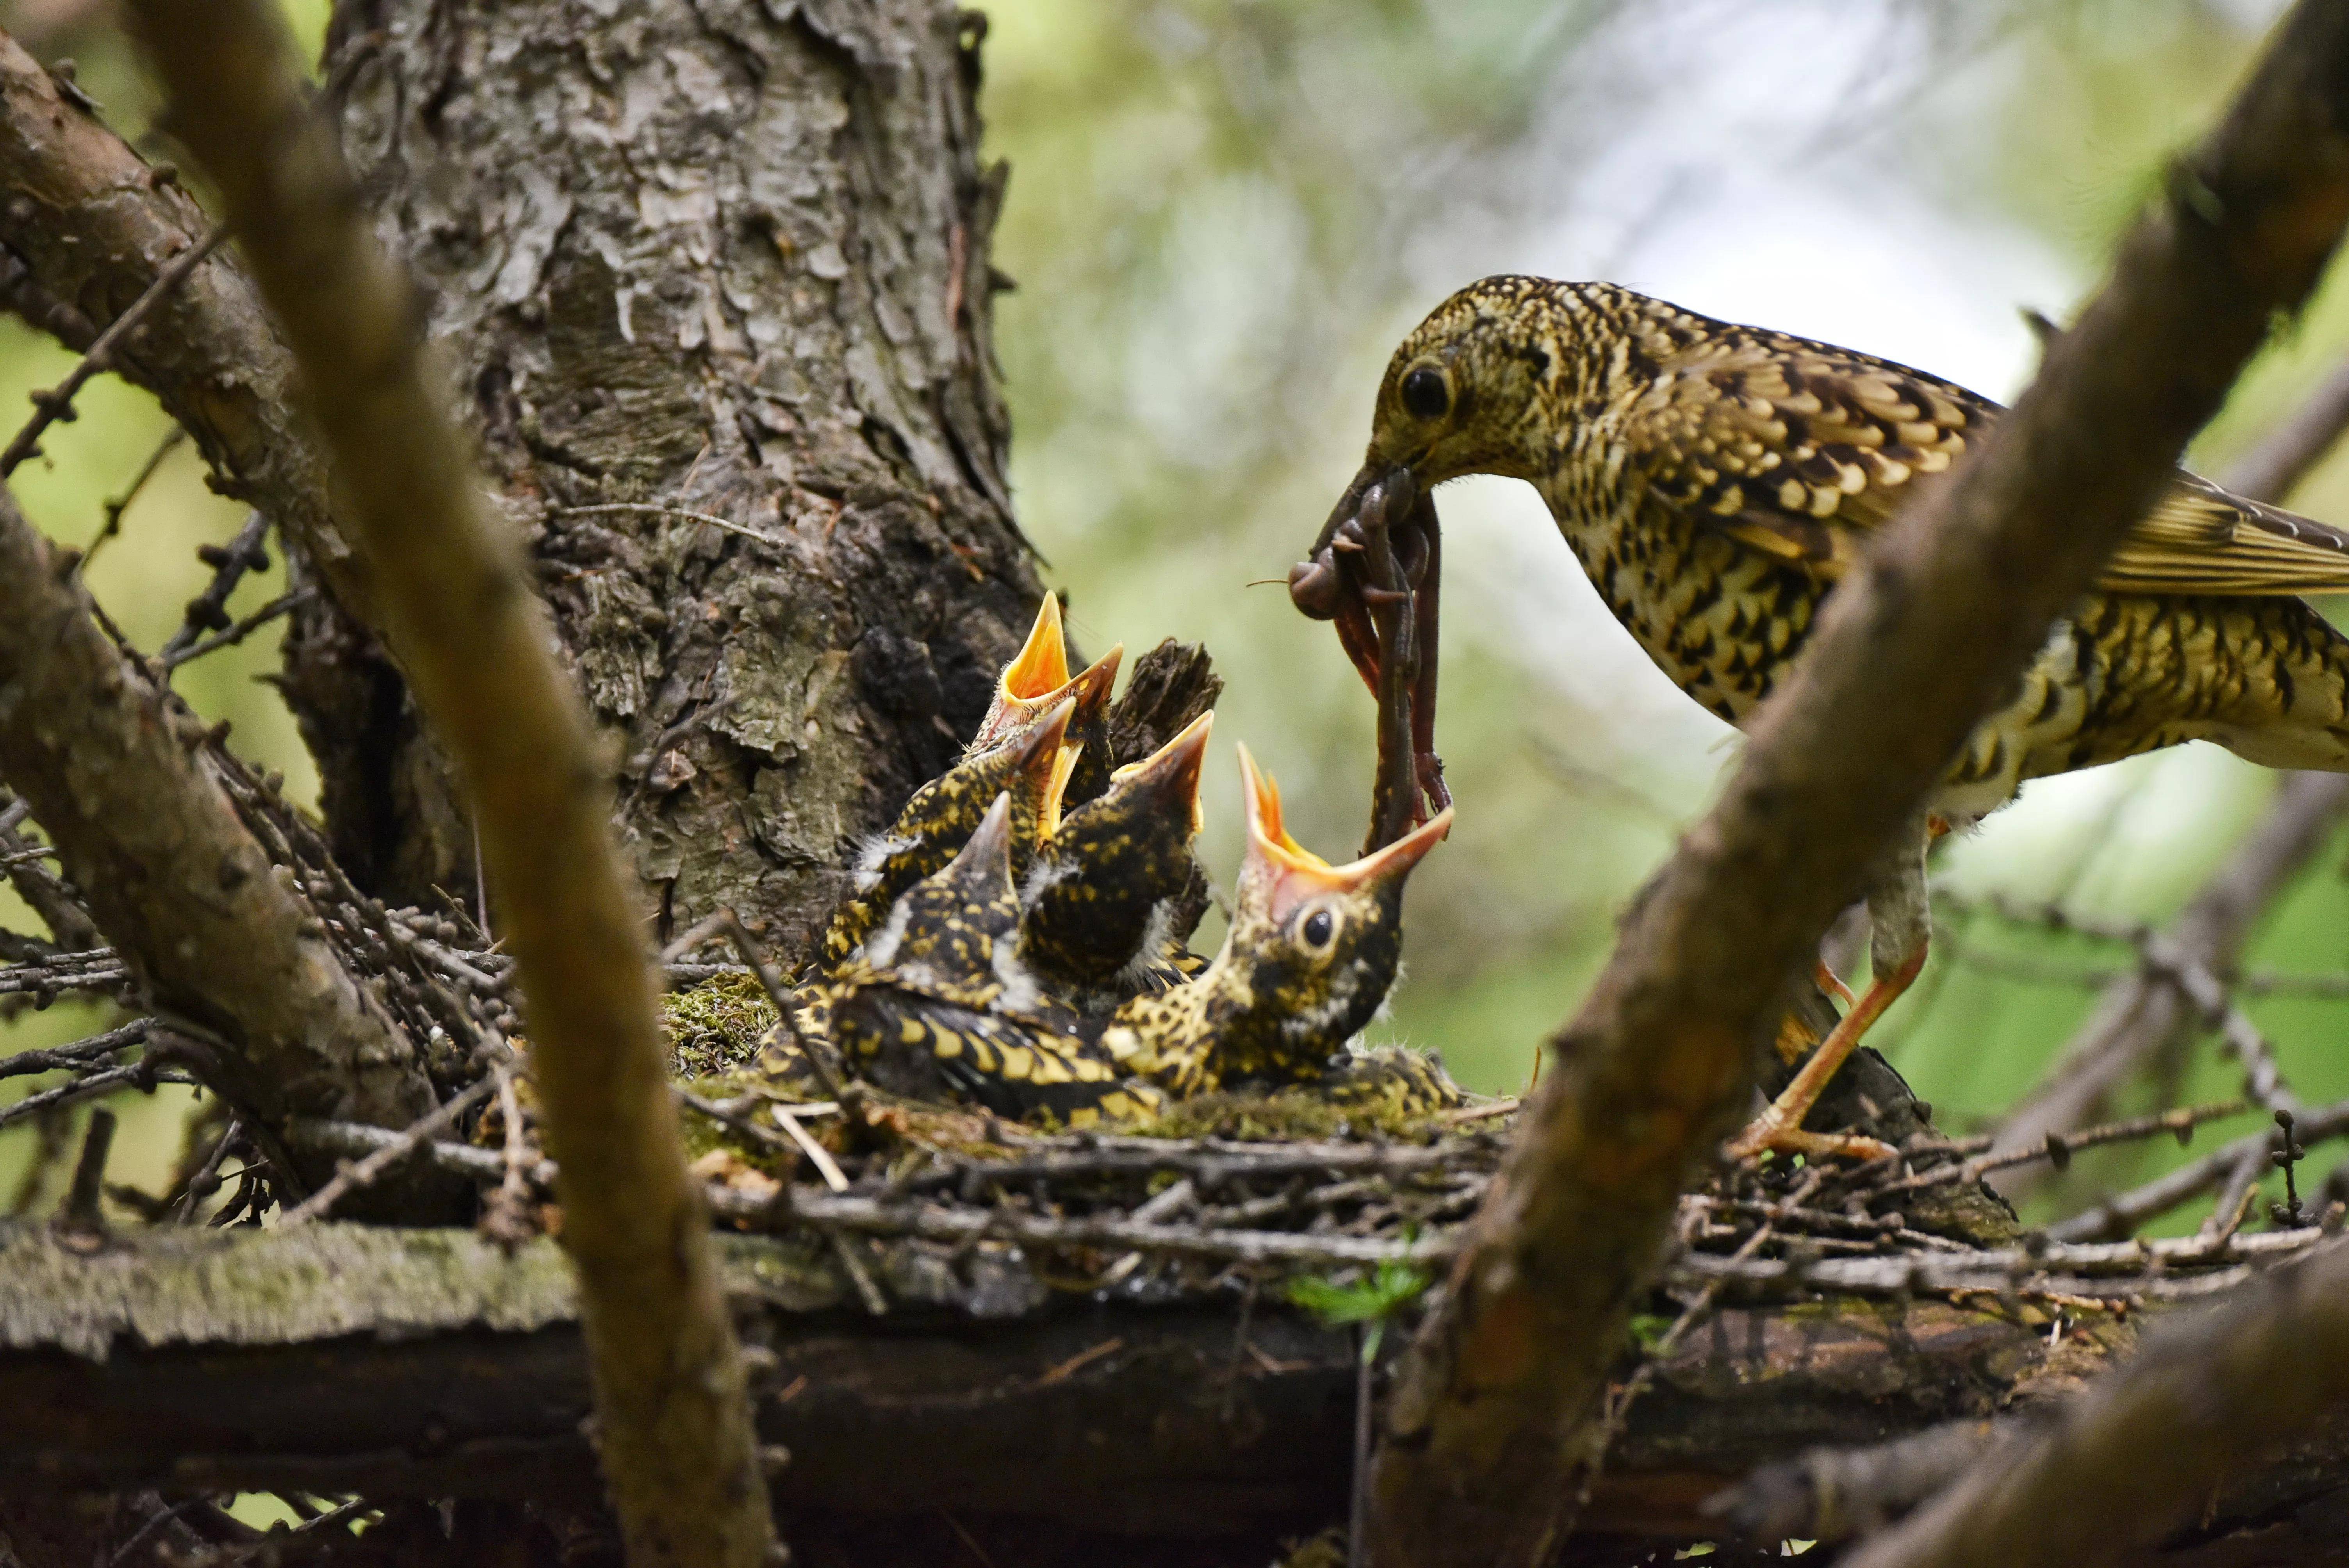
xmin=1300 ymin=907 xmax=1338 ymax=950
xmin=1400 ymin=365 xmax=1450 ymax=421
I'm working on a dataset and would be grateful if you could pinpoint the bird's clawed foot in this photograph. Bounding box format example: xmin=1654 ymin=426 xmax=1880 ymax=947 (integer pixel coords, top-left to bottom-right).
xmin=1727 ymin=945 xmax=1927 ymax=1165
xmin=1726 ymin=1118 xmax=1895 ymax=1164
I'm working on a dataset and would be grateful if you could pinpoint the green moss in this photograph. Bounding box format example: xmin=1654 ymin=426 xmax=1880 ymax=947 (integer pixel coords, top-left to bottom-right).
xmin=664 ymin=974 xmax=778 ymax=1077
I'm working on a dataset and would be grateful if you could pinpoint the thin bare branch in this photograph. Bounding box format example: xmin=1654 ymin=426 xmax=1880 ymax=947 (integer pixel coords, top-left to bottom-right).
xmin=0 ymin=225 xmax=223 ymax=478
xmin=278 ymin=1076 xmax=499 ymax=1228
xmin=0 ymin=34 xmax=372 ymax=626
xmin=161 ymin=586 xmax=311 ymax=673
xmin=1842 ymin=1239 xmax=2349 ymax=1568
xmin=156 ymin=511 xmax=269 ymax=663
xmin=2219 ymin=354 xmax=2349 ymax=503
xmin=0 ymin=1020 xmax=150 ymax=1081
xmin=0 ymin=486 xmax=440 ymax=1176
xmin=119 ymin=2 xmax=779 ymax=1562
xmin=2050 ymin=1092 xmax=2349 ymax=1242
xmin=1996 ymin=767 xmax=2349 ymax=1191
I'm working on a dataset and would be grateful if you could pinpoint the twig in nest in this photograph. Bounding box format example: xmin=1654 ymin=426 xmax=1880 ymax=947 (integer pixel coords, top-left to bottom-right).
xmin=1883 ymin=1098 xmax=2250 ymax=1198
xmin=0 ymin=225 xmax=225 ymax=477
xmin=713 ymin=905 xmax=846 ymax=1098
xmin=172 ymin=1112 xmax=241 ymax=1224
xmin=774 ymin=1101 xmax=850 ymax=1193
xmin=278 ymin=1074 xmax=497 ymax=1227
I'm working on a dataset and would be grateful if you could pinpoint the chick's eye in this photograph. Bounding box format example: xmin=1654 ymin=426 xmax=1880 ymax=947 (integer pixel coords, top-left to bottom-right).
xmin=1301 ymin=908 xmax=1337 ymax=949
xmin=1400 ymin=365 xmax=1450 ymax=421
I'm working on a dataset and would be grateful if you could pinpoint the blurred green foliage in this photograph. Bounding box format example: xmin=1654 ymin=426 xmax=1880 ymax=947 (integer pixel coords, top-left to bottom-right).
xmin=3 ymin=0 xmax=2347 ymax=1231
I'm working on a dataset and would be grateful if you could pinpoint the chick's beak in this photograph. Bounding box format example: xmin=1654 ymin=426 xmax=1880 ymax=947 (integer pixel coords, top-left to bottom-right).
xmin=1237 ymin=743 xmax=1451 ymax=919
xmin=942 ymin=790 xmax=1018 ymax=894
xmin=1009 ymin=697 xmax=1075 ymax=789
xmin=1109 ymin=709 xmax=1214 ymax=836
xmin=1235 ymin=742 xmax=1320 ymax=871
xmin=971 ymin=593 xmax=1125 ymax=755
xmin=1003 ymin=593 xmax=1071 ymax=697
xmin=1067 ymin=641 xmax=1125 ymax=725
xmin=1040 ymin=737 xmax=1080 ymax=841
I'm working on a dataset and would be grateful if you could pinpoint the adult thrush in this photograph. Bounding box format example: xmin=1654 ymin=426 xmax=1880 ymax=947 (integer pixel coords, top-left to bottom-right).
xmin=1293 ymin=276 xmax=2349 ymax=1158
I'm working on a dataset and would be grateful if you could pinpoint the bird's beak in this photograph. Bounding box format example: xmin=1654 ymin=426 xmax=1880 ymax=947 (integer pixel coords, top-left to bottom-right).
xmin=1237 ymin=743 xmax=1452 ymax=918
xmin=944 ymin=789 xmax=1018 ymax=891
xmin=972 ymin=594 xmax=1125 ymax=755
xmin=1039 ymin=741 xmax=1080 ymax=841
xmin=1287 ymin=462 xmax=1431 ymax=697
xmin=1067 ymin=643 xmax=1125 ymax=725
xmin=1107 ymin=709 xmax=1215 ymax=836
xmin=1009 ymin=697 xmax=1076 ymax=800
xmin=1005 ymin=593 xmax=1071 ymax=695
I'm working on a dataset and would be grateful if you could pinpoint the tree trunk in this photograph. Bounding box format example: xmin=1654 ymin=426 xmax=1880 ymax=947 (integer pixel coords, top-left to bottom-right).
xmin=307 ymin=0 xmax=1042 ymax=950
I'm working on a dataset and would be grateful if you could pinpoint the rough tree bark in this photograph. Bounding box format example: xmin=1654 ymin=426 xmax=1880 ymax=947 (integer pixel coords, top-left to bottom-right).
xmin=305 ymin=0 xmax=1045 ymax=949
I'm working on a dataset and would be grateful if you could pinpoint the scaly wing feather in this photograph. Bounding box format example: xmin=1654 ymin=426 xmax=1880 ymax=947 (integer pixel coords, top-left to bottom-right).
xmin=1619 ymin=324 xmax=2349 ymax=597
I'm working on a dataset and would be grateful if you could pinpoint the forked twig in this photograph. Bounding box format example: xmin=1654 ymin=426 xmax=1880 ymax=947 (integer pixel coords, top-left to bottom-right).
xmin=0 ymin=225 xmax=225 ymax=477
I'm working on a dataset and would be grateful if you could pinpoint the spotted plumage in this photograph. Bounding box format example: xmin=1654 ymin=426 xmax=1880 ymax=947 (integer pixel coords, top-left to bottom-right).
xmin=968 ymin=592 xmax=1124 ymax=809
xmin=1101 ymin=746 xmax=1457 ymax=1101
xmin=817 ymin=697 xmax=1076 ymax=970
xmin=1016 ymin=709 xmax=1215 ymax=1011
xmin=1299 ymin=275 xmax=2349 ymax=1158
xmin=1316 ymin=1043 xmax=1465 ymax=1115
xmin=765 ymin=744 xmax=1460 ymax=1124
xmin=800 ymin=793 xmax=1158 ymax=1122
xmin=1342 ymin=276 xmax=2349 ymax=819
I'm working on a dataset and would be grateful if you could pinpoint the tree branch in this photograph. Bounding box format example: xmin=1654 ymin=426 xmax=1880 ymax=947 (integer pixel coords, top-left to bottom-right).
xmin=118 ymin=2 xmax=776 ymax=1563
xmin=1844 ymin=1239 xmax=2349 ymax=1568
xmin=0 ymin=486 xmax=437 ymax=1173
xmin=0 ymin=32 xmax=372 ymax=628
xmin=12 ymin=1216 xmax=2349 ymax=1563
xmin=1366 ymin=7 xmax=2349 ymax=1563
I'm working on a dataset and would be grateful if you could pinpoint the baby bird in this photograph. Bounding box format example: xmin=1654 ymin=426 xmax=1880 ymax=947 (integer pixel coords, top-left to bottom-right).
xmin=969 ymin=592 xmax=1124 ymax=809
xmin=1103 ymin=746 xmax=1455 ymax=1101
xmin=1014 ymin=709 xmax=1215 ymax=1011
xmin=818 ymin=697 xmax=1074 ymax=970
xmin=778 ymin=745 xmax=1457 ymax=1125
xmin=818 ymin=793 xmax=1156 ymax=1122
